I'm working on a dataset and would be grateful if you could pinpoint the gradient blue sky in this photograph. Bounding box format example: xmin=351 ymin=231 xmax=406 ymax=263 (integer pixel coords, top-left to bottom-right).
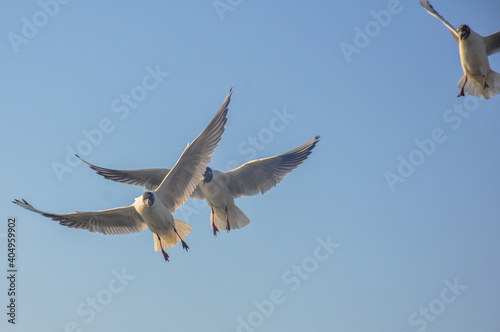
xmin=2 ymin=1 xmax=500 ymax=331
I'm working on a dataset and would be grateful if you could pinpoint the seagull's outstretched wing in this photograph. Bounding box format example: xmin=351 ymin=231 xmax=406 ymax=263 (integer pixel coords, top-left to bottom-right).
xmin=420 ymin=0 xmax=459 ymax=43
xmin=484 ymin=30 xmax=500 ymax=56
xmin=77 ymin=157 xmax=205 ymax=199
xmin=155 ymin=88 xmax=231 ymax=212
xmin=223 ymin=136 xmax=320 ymax=199
xmin=77 ymin=155 xmax=169 ymax=191
xmin=13 ymin=199 xmax=147 ymax=235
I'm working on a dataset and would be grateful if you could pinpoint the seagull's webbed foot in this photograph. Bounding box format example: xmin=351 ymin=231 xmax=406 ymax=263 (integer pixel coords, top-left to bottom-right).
xmin=173 ymin=227 xmax=189 ymax=252
xmin=483 ymin=75 xmax=489 ymax=89
xmin=225 ymin=206 xmax=230 ymax=232
xmin=156 ymin=234 xmax=170 ymax=262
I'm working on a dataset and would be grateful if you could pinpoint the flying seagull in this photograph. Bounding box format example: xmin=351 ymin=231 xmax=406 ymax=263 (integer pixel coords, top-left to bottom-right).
xmin=13 ymin=88 xmax=232 ymax=261
xmin=77 ymin=135 xmax=319 ymax=235
xmin=420 ymin=0 xmax=500 ymax=99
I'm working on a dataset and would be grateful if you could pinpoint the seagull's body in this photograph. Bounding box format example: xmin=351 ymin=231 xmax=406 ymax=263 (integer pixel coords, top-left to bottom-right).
xmin=14 ymin=89 xmax=231 ymax=261
xmin=77 ymin=136 xmax=320 ymax=235
xmin=456 ymin=25 xmax=500 ymax=99
xmin=132 ymin=192 xmax=191 ymax=255
xmin=420 ymin=0 xmax=500 ymax=99
xmin=198 ymin=167 xmax=250 ymax=234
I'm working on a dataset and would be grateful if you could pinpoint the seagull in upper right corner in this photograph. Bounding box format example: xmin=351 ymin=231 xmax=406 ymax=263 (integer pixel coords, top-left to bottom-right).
xmin=420 ymin=0 xmax=500 ymax=99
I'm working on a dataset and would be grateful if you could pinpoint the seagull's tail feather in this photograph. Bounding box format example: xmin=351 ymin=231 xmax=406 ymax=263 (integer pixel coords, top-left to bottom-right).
xmin=173 ymin=218 xmax=193 ymax=240
xmin=153 ymin=219 xmax=192 ymax=251
xmin=486 ymin=70 xmax=500 ymax=98
xmin=212 ymin=203 xmax=251 ymax=232
xmin=458 ymin=70 xmax=500 ymax=99
xmin=457 ymin=75 xmax=482 ymax=98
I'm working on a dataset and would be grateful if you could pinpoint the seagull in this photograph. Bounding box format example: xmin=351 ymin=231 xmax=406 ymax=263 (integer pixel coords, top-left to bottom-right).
xmin=420 ymin=0 xmax=500 ymax=99
xmin=76 ymin=136 xmax=319 ymax=235
xmin=13 ymin=89 xmax=231 ymax=261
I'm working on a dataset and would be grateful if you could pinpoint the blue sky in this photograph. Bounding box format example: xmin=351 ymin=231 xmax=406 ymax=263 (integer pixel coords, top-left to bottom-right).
xmin=1 ymin=1 xmax=500 ymax=331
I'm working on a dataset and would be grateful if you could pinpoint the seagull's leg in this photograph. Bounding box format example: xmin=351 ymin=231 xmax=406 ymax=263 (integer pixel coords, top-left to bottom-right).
xmin=458 ymin=75 xmax=467 ymax=97
xmin=483 ymin=75 xmax=489 ymax=89
xmin=156 ymin=233 xmax=169 ymax=262
xmin=225 ymin=206 xmax=230 ymax=232
xmin=173 ymin=226 xmax=189 ymax=251
xmin=211 ymin=207 xmax=219 ymax=236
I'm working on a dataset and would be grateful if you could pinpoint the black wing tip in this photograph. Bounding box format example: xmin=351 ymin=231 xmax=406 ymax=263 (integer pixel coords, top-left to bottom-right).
xmin=278 ymin=136 xmax=320 ymax=166
xmin=225 ymin=87 xmax=233 ymax=102
xmin=13 ymin=198 xmax=31 ymax=208
xmin=420 ymin=0 xmax=431 ymax=9
xmin=12 ymin=198 xmax=26 ymax=204
xmin=305 ymin=135 xmax=320 ymax=150
xmin=75 ymin=154 xmax=92 ymax=166
xmin=222 ymin=88 xmax=232 ymax=104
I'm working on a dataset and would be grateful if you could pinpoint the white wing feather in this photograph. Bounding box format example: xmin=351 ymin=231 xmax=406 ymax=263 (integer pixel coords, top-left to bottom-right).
xmin=223 ymin=136 xmax=319 ymax=198
xmin=484 ymin=30 xmax=500 ymax=56
xmin=77 ymin=155 xmax=169 ymax=191
xmin=154 ymin=88 xmax=231 ymax=212
xmin=77 ymin=156 xmax=206 ymax=199
xmin=420 ymin=0 xmax=459 ymax=43
xmin=13 ymin=199 xmax=147 ymax=235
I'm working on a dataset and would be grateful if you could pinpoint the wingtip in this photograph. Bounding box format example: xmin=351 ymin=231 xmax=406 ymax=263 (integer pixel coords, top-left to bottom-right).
xmin=419 ymin=0 xmax=430 ymax=9
xmin=12 ymin=198 xmax=27 ymax=205
xmin=75 ymin=154 xmax=92 ymax=166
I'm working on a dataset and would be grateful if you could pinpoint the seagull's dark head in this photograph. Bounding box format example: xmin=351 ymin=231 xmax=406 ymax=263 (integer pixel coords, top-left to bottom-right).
xmin=202 ymin=167 xmax=213 ymax=184
xmin=457 ymin=25 xmax=470 ymax=41
xmin=142 ymin=192 xmax=155 ymax=207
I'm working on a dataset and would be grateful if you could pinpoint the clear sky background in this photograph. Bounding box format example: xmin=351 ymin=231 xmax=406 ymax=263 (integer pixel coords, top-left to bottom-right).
xmin=1 ymin=1 xmax=500 ymax=331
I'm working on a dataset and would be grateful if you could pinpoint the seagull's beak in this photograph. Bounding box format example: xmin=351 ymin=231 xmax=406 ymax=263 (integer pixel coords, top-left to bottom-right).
xmin=202 ymin=176 xmax=206 ymax=184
